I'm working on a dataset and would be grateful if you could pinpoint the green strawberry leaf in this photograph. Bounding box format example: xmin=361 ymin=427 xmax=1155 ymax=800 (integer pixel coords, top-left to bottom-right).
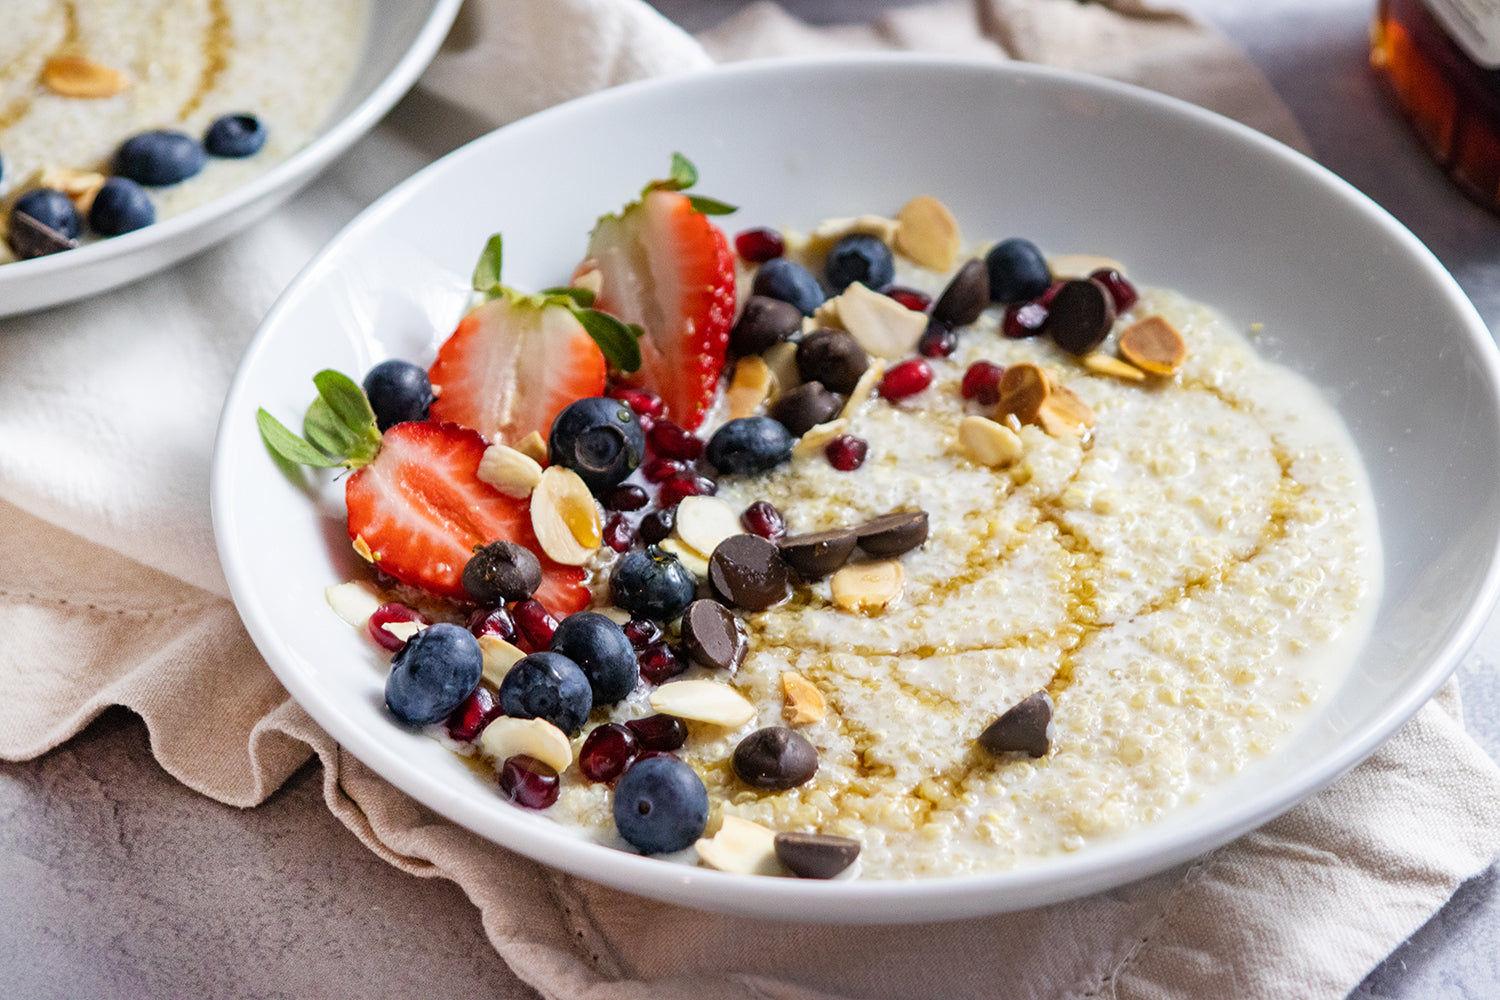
xmin=257 ymin=409 xmax=346 ymax=468
xmin=666 ymin=152 xmax=697 ymax=191
xmin=541 ymin=285 xmax=597 ymax=308
xmin=686 ymin=194 xmax=738 ymax=216
xmin=472 ymin=233 xmax=505 ymax=295
xmin=256 ymin=369 xmax=382 ymax=470
xmin=573 ymin=307 xmax=643 ymax=373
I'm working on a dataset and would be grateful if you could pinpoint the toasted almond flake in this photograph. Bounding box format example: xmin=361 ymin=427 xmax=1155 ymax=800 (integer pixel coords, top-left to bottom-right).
xmin=478 ymin=634 xmax=527 ymax=687
xmin=477 ymin=444 xmax=544 ymax=498
xmin=996 ymin=363 xmax=1051 ymax=424
xmin=352 ymin=535 xmax=376 ymax=563
xmin=598 ymin=606 xmax=632 ymax=626
xmin=1047 ymin=253 xmax=1126 ymax=279
xmin=650 ymin=679 xmax=757 ymax=727
xmin=811 ymin=297 xmax=841 ymax=330
xmin=1082 ymin=353 xmax=1148 ymax=382
xmin=794 ymin=215 xmax=901 ymax=272
xmin=39 ymin=166 xmax=107 ymax=213
xmin=1118 ymin=314 xmax=1189 ymax=375
xmin=958 ymin=415 xmax=1024 ymax=468
xmin=478 ymin=716 xmax=573 ymax=775
xmin=840 ymin=359 xmax=885 ymax=418
xmin=515 ymin=431 xmax=548 ymax=465
xmin=674 ymin=495 xmax=743 ymax=558
xmin=530 ymin=466 xmax=600 ymax=565
xmin=1037 ymin=384 xmax=1096 ymax=437
xmin=894 ymin=196 xmax=961 ymax=270
xmin=793 ymin=417 xmax=848 ymax=457
xmin=42 ymin=54 xmax=130 ymax=98
xmin=726 ymin=355 xmax=775 ymax=419
xmin=382 ymin=620 xmax=424 ymax=643
xmin=781 ymin=671 xmax=827 ymax=725
xmin=325 ymin=580 xmax=382 ymax=628
xmin=832 ymin=282 xmax=927 ymax=359
xmin=658 ymin=536 xmax=711 ymax=579
xmin=762 ymin=341 xmax=801 ymax=400
xmin=831 ymin=560 xmax=905 ymax=613
xmin=695 ymin=815 xmax=785 ymax=876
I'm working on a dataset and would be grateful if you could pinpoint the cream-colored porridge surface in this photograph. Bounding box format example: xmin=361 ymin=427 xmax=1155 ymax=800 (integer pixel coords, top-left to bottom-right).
xmin=0 ymin=0 xmax=367 ymax=261
xmin=546 ymin=281 xmax=1380 ymax=879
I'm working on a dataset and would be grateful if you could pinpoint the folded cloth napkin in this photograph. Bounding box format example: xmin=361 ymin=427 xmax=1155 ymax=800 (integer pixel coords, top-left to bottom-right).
xmin=3 ymin=2 xmax=1499 ymax=999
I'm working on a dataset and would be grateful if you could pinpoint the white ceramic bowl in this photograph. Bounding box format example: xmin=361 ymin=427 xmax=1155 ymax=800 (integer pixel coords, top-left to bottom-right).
xmin=0 ymin=0 xmax=461 ymax=318
xmin=212 ymin=56 xmax=1500 ymax=922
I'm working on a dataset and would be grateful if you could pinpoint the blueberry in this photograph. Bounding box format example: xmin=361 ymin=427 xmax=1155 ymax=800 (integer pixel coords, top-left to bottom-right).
xmin=498 ymin=651 xmax=593 ymax=735
xmin=385 ymin=622 xmax=484 ymax=726
xmin=363 ymin=359 xmax=434 ymax=431
xmin=549 ymin=396 xmax=647 ymax=494
xmin=88 ymin=177 xmax=155 ymax=236
xmin=549 ymin=611 xmax=639 ymax=706
xmin=824 ymin=233 xmax=895 ymax=292
xmin=704 ymin=416 xmax=794 ymax=476
xmin=612 ymin=755 xmax=708 ymax=854
xmin=114 ymin=130 xmax=206 ymax=186
xmin=13 ymin=188 xmax=82 ymax=239
xmin=751 ymin=257 xmax=825 ymax=316
xmin=985 ymin=238 xmax=1052 ymax=304
xmin=204 ymin=113 xmax=267 ymax=158
xmin=609 ymin=546 xmax=696 ymax=623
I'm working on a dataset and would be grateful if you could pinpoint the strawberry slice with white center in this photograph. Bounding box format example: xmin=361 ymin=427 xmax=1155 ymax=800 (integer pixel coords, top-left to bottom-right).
xmin=345 ymin=420 xmax=588 ymax=613
xmin=429 ymin=292 xmax=607 ymax=447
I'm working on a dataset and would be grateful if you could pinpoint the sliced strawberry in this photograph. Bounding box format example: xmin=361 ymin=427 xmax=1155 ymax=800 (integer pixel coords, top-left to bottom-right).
xmin=345 ymin=420 xmax=589 ymax=613
xmin=585 ymin=188 xmax=736 ymax=431
xmin=428 ymin=293 xmax=607 ymax=447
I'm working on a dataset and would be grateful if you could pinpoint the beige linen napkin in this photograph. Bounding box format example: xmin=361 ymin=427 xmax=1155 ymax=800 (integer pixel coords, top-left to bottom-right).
xmin=3 ymin=2 xmax=1499 ymax=999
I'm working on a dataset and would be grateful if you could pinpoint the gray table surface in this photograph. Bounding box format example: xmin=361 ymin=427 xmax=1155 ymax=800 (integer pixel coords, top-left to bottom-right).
xmin=4 ymin=1 xmax=1499 ymax=997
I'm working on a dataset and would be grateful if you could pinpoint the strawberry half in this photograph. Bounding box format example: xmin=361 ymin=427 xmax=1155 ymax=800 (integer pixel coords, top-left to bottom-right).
xmin=582 ymin=160 xmax=737 ymax=431
xmin=345 ymin=420 xmax=589 ymax=613
xmin=429 ymin=292 xmax=608 ymax=447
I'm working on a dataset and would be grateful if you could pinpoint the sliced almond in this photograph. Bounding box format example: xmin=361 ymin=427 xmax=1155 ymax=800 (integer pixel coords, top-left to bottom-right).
xmin=995 ymin=363 xmax=1051 ymax=424
xmin=832 ymin=282 xmax=927 ymax=360
xmin=478 ymin=634 xmax=527 ymax=688
xmin=478 ymin=716 xmax=573 ymax=775
xmin=477 ymin=444 xmax=544 ymax=498
xmin=352 ymin=535 xmax=377 ymax=563
xmin=42 ymin=54 xmax=130 ymax=98
xmin=39 ymin=166 xmax=107 ymax=214
xmin=598 ymin=606 xmax=633 ymax=626
xmin=674 ymin=495 xmax=743 ymax=558
xmin=1082 ymin=353 xmax=1147 ymax=382
xmin=726 ymin=355 xmax=775 ymax=419
xmin=795 ymin=215 xmax=900 ymax=270
xmin=781 ymin=671 xmax=827 ymax=725
xmin=530 ymin=465 xmax=601 ymax=565
xmin=514 ymin=430 xmax=548 ymax=465
xmin=324 ymin=580 xmax=382 ymax=628
xmin=1047 ymin=253 xmax=1125 ymax=279
xmin=840 ymin=359 xmax=885 ymax=418
xmin=762 ymin=340 xmax=801 ymax=401
xmin=659 ymin=536 xmax=712 ymax=579
xmin=793 ymin=417 xmax=848 ymax=457
xmin=958 ymin=415 xmax=1024 ymax=468
xmin=894 ymin=196 xmax=961 ymax=271
xmin=695 ymin=815 xmax=785 ymax=876
xmin=1118 ymin=314 xmax=1189 ymax=375
xmin=831 ymin=560 xmax=905 ymax=613
xmin=381 ymin=619 xmax=424 ymax=643
xmin=1037 ymin=384 xmax=1096 ymax=437
xmin=650 ymin=679 xmax=757 ymax=728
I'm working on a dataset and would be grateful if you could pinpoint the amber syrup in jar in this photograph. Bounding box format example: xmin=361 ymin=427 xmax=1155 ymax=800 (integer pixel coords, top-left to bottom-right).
xmin=1373 ymin=0 xmax=1500 ymax=211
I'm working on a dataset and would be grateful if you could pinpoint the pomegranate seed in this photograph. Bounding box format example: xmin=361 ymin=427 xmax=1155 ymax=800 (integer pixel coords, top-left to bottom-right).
xmin=603 ymin=513 xmax=635 ymax=553
xmin=613 ymin=387 xmax=665 ymax=419
xmin=446 ymin=685 xmax=502 ymax=742
xmin=735 ymin=226 xmax=785 ymax=263
xmin=638 ymin=508 xmax=675 ymax=545
xmin=498 ymin=755 xmax=559 ymax=809
xmin=602 ymin=484 xmax=649 ymax=511
xmin=512 ymin=598 xmax=559 ymax=652
xmin=917 ymin=322 xmax=957 ymax=358
xmin=647 ymin=419 xmax=704 ymax=461
xmin=625 ymin=714 xmax=689 ymax=751
xmin=884 ymin=286 xmax=932 ymax=312
xmin=467 ymin=606 xmax=517 ymax=643
xmin=623 ymin=618 xmax=662 ymax=649
xmin=643 ymin=457 xmax=685 ymax=483
xmin=961 ymin=361 xmax=1004 ymax=406
xmin=741 ymin=500 xmax=786 ymax=540
xmin=579 ymin=723 xmax=640 ymax=783
xmin=368 ymin=603 xmax=426 ymax=652
xmin=639 ymin=641 xmax=686 ymax=684
xmin=1002 ymin=300 xmax=1048 ymax=339
xmin=1089 ymin=268 xmax=1139 ymax=313
xmin=825 ymin=434 xmax=869 ymax=471
xmin=657 ymin=474 xmax=715 ymax=510
xmin=879 ymin=358 xmax=934 ymax=400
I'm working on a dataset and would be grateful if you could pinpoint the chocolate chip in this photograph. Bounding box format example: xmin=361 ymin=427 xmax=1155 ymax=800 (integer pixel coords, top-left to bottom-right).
xmin=730 ymin=295 xmax=804 ymax=356
xmin=9 ymin=210 xmax=79 ymax=260
xmin=462 ymin=540 xmax=542 ymax=604
xmin=978 ymin=690 xmax=1054 ymax=758
xmin=931 ymin=258 xmax=990 ymax=328
xmin=680 ymin=599 xmax=748 ymax=671
xmin=777 ymin=528 xmax=858 ymax=579
xmin=1044 ymin=278 xmax=1116 ymax=355
xmin=853 ymin=511 xmax=929 ymax=558
xmin=774 ymin=831 xmax=861 ymax=879
xmin=796 ymin=328 xmax=869 ymax=395
xmin=768 ymin=382 xmax=845 ymax=438
xmin=708 ymin=534 xmax=790 ymax=611
xmin=733 ymin=726 xmax=818 ymax=789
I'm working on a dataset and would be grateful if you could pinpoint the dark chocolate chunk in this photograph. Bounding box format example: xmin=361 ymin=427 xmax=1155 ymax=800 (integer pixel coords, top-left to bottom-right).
xmin=931 ymin=258 xmax=990 ymax=328
xmin=9 ymin=210 xmax=79 ymax=260
xmin=708 ymin=533 xmax=790 ymax=611
xmin=796 ymin=328 xmax=869 ymax=395
xmin=768 ymin=382 xmax=845 ymax=438
xmin=774 ymin=831 xmax=861 ymax=879
xmin=730 ymin=295 xmax=804 ymax=356
xmin=462 ymin=540 xmax=542 ymax=604
xmin=978 ymin=690 xmax=1054 ymax=758
xmin=853 ymin=511 xmax=929 ymax=558
xmin=680 ymin=599 xmax=748 ymax=671
xmin=1044 ymin=278 xmax=1117 ymax=355
xmin=733 ymin=726 xmax=818 ymax=789
xmin=777 ymin=528 xmax=858 ymax=579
